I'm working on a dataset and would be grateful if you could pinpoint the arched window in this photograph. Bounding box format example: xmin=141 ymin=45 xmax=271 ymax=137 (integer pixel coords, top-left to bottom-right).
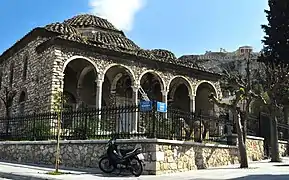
xmin=9 ymin=62 xmax=14 ymax=87
xmin=19 ymin=91 xmax=27 ymax=114
xmin=22 ymin=55 xmax=28 ymax=81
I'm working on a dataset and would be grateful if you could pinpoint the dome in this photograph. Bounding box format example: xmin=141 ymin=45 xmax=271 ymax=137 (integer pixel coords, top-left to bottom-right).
xmin=151 ymin=49 xmax=176 ymax=60
xmin=136 ymin=49 xmax=155 ymax=58
xmin=44 ymin=22 xmax=80 ymax=35
xmin=63 ymin=14 xmax=119 ymax=32
xmin=57 ymin=34 xmax=88 ymax=44
xmin=88 ymin=31 xmax=140 ymax=50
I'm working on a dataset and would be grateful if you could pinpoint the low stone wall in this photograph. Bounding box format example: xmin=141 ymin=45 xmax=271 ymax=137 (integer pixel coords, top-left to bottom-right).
xmin=246 ymin=136 xmax=264 ymax=161
xmin=278 ymin=140 xmax=289 ymax=157
xmin=0 ymin=137 xmax=264 ymax=175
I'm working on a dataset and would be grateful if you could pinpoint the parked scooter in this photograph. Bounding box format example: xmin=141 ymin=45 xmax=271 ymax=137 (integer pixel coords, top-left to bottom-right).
xmin=98 ymin=137 xmax=145 ymax=177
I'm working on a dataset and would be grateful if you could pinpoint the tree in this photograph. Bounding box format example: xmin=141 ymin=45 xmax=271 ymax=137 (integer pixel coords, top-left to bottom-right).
xmin=0 ymin=86 xmax=17 ymax=135
xmin=209 ymin=55 xmax=259 ymax=168
xmin=259 ymin=0 xmax=289 ymax=162
xmin=52 ymin=88 xmax=64 ymax=173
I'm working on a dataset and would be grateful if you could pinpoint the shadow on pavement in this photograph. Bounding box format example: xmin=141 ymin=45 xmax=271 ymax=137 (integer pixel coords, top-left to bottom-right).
xmin=0 ymin=171 xmax=59 ymax=180
xmin=0 ymin=161 xmax=144 ymax=178
xmin=274 ymin=164 xmax=289 ymax=167
xmin=229 ymin=174 xmax=289 ymax=180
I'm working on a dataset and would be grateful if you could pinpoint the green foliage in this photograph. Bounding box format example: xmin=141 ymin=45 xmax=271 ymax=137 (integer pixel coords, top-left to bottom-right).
xmin=261 ymin=0 xmax=289 ymax=65
xmin=46 ymin=171 xmax=68 ymax=175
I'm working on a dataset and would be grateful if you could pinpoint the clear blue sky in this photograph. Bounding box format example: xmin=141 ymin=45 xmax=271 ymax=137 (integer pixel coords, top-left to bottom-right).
xmin=0 ymin=0 xmax=268 ymax=57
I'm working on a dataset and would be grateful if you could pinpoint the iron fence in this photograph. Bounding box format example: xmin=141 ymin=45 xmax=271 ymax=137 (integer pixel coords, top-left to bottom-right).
xmin=0 ymin=105 xmax=275 ymax=144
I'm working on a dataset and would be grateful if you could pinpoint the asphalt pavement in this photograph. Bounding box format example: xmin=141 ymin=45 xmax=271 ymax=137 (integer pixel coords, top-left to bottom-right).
xmin=0 ymin=158 xmax=288 ymax=180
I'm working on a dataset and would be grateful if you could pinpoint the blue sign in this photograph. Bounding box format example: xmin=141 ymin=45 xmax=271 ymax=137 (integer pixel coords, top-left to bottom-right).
xmin=157 ymin=102 xmax=167 ymax=113
xmin=139 ymin=101 xmax=153 ymax=112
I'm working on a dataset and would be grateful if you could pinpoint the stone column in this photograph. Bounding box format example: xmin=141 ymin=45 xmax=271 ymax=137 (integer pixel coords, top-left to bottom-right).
xmin=131 ymin=85 xmax=139 ymax=133
xmin=95 ymin=79 xmax=103 ymax=110
xmin=76 ymin=85 xmax=83 ymax=109
xmin=161 ymin=90 xmax=168 ymax=119
xmin=95 ymin=79 xmax=103 ymax=122
xmin=189 ymin=94 xmax=196 ymax=113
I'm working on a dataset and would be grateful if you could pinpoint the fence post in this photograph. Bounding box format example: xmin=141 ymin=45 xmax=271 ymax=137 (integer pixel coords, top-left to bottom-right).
xmin=199 ymin=111 xmax=203 ymax=143
xmin=33 ymin=112 xmax=36 ymax=140
xmin=152 ymin=102 xmax=156 ymax=138
xmin=84 ymin=108 xmax=88 ymax=139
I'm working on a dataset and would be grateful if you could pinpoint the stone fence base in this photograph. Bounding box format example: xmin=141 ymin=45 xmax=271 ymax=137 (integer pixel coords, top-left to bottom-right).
xmin=0 ymin=136 xmax=286 ymax=175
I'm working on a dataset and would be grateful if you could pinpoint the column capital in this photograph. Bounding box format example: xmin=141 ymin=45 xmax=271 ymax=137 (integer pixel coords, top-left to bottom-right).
xmin=95 ymin=79 xmax=103 ymax=87
xmin=131 ymin=85 xmax=139 ymax=92
xmin=188 ymin=94 xmax=195 ymax=100
xmin=161 ymin=89 xmax=169 ymax=95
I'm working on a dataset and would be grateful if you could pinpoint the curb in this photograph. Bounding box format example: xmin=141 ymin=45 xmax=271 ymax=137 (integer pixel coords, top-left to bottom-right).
xmin=0 ymin=172 xmax=60 ymax=180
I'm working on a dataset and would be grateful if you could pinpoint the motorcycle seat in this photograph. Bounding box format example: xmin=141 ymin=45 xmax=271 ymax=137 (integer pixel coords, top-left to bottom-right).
xmin=123 ymin=147 xmax=141 ymax=157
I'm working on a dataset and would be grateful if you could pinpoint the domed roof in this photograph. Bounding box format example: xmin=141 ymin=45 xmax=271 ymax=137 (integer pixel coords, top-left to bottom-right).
xmin=151 ymin=49 xmax=176 ymax=60
xmin=88 ymin=31 xmax=140 ymax=50
xmin=63 ymin=14 xmax=119 ymax=32
xmin=44 ymin=22 xmax=80 ymax=35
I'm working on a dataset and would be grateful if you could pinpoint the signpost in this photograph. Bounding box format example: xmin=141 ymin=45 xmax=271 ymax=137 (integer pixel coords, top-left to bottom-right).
xmin=156 ymin=101 xmax=167 ymax=113
xmin=139 ymin=100 xmax=153 ymax=112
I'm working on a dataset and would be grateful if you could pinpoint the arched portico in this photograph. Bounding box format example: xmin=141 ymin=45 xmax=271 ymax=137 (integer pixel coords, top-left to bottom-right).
xmin=62 ymin=56 xmax=99 ymax=109
xmin=167 ymin=76 xmax=193 ymax=112
xmin=101 ymin=64 xmax=136 ymax=107
xmin=138 ymin=71 xmax=165 ymax=102
xmin=194 ymin=81 xmax=218 ymax=116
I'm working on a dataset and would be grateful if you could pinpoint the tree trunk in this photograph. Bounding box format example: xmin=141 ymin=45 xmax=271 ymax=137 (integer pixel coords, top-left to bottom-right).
xmin=284 ymin=106 xmax=289 ymax=156
xmin=55 ymin=113 xmax=61 ymax=172
xmin=284 ymin=106 xmax=289 ymax=140
xmin=234 ymin=112 xmax=248 ymax=168
xmin=270 ymin=114 xmax=281 ymax=162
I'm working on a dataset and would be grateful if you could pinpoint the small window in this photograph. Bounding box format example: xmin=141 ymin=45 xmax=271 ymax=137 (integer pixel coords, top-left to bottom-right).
xmin=19 ymin=91 xmax=27 ymax=114
xmin=22 ymin=55 xmax=28 ymax=81
xmin=9 ymin=62 xmax=14 ymax=87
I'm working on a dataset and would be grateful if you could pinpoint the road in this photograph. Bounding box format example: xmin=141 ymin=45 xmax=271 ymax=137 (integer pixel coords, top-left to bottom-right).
xmin=0 ymin=158 xmax=288 ymax=179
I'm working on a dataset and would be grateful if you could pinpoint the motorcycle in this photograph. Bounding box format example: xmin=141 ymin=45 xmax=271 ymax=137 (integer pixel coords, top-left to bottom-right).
xmin=98 ymin=137 xmax=145 ymax=177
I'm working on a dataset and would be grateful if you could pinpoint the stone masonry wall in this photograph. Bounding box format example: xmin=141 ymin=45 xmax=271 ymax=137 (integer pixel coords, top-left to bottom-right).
xmin=279 ymin=140 xmax=289 ymax=157
xmin=0 ymin=137 xmax=265 ymax=175
xmin=0 ymin=37 xmax=55 ymax=116
xmin=246 ymin=136 xmax=264 ymax=161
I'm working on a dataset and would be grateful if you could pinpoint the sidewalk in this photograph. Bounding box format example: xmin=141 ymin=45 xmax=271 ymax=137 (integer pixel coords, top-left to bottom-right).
xmin=0 ymin=158 xmax=289 ymax=180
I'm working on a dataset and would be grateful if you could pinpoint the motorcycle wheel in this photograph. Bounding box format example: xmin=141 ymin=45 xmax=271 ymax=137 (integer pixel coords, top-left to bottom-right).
xmin=130 ymin=157 xmax=143 ymax=177
xmin=99 ymin=156 xmax=115 ymax=173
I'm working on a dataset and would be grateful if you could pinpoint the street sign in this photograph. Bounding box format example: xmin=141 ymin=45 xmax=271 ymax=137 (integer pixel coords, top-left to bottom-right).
xmin=156 ymin=101 xmax=167 ymax=113
xmin=139 ymin=100 xmax=152 ymax=112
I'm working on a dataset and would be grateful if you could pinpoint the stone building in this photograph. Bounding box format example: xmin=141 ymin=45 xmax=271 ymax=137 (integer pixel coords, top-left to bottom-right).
xmin=0 ymin=14 xmax=222 ymax=118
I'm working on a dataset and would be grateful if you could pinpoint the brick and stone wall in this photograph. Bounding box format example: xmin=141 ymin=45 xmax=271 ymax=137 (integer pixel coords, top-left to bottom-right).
xmin=246 ymin=136 xmax=264 ymax=161
xmin=0 ymin=37 xmax=55 ymax=116
xmin=278 ymin=140 xmax=289 ymax=157
xmin=0 ymin=137 xmax=267 ymax=175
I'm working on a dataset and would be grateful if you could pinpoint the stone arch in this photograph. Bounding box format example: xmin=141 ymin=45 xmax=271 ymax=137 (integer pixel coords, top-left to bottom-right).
xmin=167 ymin=76 xmax=193 ymax=112
xmin=111 ymin=73 xmax=124 ymax=92
xmin=167 ymin=76 xmax=193 ymax=97
xmin=138 ymin=70 xmax=166 ymax=102
xmin=195 ymin=81 xmax=217 ymax=116
xmin=62 ymin=56 xmax=99 ymax=108
xmin=77 ymin=66 xmax=95 ymax=88
xmin=102 ymin=64 xmax=136 ymax=106
xmin=62 ymin=55 xmax=99 ymax=73
xmin=194 ymin=80 xmax=218 ymax=98
xmin=102 ymin=63 xmax=136 ymax=85
xmin=138 ymin=70 xmax=166 ymax=91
